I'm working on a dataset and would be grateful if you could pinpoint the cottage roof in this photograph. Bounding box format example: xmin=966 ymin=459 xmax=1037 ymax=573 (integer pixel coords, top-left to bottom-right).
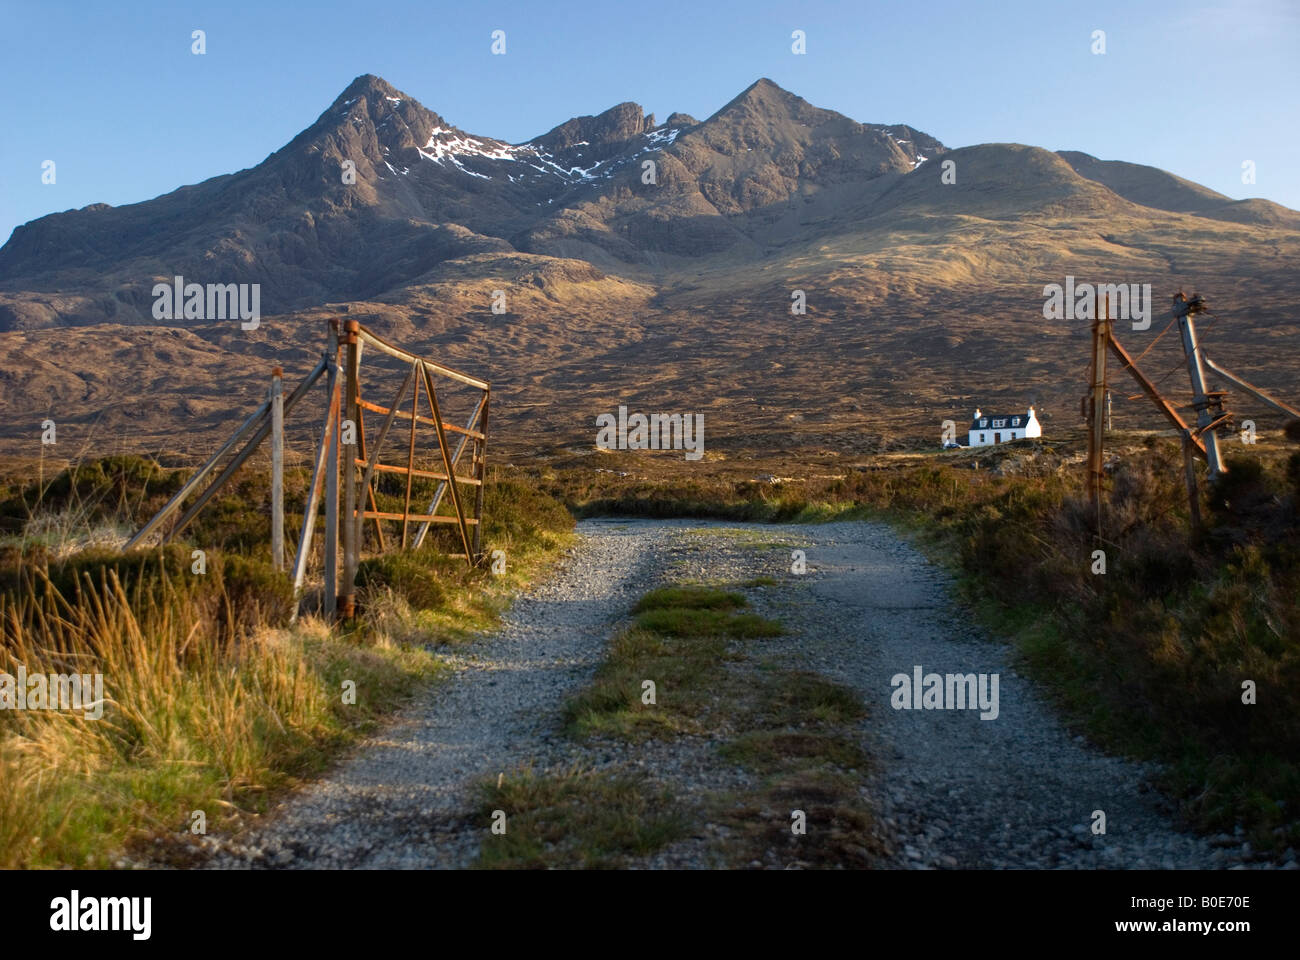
xmin=970 ymin=411 xmax=1034 ymax=431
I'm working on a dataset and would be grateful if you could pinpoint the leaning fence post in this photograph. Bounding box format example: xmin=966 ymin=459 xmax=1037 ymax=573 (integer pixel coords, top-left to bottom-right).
xmin=270 ymin=366 xmax=285 ymax=572
xmin=289 ymin=355 xmax=338 ymax=624
xmin=1174 ymin=293 xmax=1227 ymax=481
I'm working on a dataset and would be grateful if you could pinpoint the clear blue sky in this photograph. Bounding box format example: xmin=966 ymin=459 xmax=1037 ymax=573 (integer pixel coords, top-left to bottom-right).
xmin=2 ymin=0 xmax=1297 ymax=244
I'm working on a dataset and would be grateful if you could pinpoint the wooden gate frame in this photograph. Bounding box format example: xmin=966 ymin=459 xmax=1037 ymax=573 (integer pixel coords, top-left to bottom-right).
xmin=123 ymin=318 xmax=490 ymax=622
xmin=335 ymin=319 xmax=491 ymax=618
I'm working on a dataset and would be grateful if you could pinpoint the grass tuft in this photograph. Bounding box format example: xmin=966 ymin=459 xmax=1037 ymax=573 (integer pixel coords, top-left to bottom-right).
xmin=633 ymin=585 xmax=747 ymax=612
xmin=474 ymin=766 xmax=688 ymax=869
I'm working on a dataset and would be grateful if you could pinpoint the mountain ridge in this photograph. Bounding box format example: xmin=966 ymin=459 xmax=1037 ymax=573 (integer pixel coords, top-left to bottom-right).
xmin=4 ymin=74 xmax=1292 ymax=324
xmin=0 ymin=73 xmax=950 ymax=326
xmin=0 ymin=74 xmax=1296 ymax=461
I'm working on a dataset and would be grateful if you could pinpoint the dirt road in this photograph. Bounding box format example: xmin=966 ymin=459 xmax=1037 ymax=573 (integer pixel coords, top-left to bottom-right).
xmin=203 ymin=518 xmax=1250 ymax=870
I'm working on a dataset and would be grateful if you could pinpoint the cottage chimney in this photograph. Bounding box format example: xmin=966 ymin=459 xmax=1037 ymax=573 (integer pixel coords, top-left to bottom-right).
xmin=974 ymin=408 xmax=982 ymax=419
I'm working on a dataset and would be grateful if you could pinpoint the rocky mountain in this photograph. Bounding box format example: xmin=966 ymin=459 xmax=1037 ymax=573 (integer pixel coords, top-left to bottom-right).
xmin=0 ymin=75 xmax=1296 ymax=461
xmin=0 ymin=76 xmax=942 ymax=328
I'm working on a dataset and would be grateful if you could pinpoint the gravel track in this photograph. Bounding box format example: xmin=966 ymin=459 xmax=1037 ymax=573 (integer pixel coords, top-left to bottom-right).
xmin=205 ymin=519 xmax=678 ymax=869
xmin=202 ymin=517 xmax=1278 ymax=870
xmin=782 ymin=520 xmax=1263 ymax=870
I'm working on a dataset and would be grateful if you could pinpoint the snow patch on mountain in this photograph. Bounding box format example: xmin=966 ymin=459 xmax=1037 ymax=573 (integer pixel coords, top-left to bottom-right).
xmin=415 ymin=124 xmax=684 ymax=190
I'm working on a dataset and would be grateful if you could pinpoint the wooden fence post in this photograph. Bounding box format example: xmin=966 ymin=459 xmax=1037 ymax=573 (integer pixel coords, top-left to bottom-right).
xmin=323 ymin=353 xmax=341 ymax=619
xmin=472 ymin=391 xmax=490 ymax=561
xmin=271 ymin=366 xmax=285 ymax=572
xmin=340 ymin=321 xmax=360 ymax=619
xmin=1087 ymin=294 xmax=1110 ymax=533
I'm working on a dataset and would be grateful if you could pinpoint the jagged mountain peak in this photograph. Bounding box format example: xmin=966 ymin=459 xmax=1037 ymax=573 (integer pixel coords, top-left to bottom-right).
xmin=531 ymin=101 xmax=659 ymax=165
xmin=329 ymin=75 xmax=443 ymax=124
xmin=283 ymin=74 xmax=451 ymax=174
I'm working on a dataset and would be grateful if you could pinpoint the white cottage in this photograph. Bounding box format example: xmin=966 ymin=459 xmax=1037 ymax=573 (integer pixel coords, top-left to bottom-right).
xmin=968 ymin=407 xmax=1040 ymax=448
